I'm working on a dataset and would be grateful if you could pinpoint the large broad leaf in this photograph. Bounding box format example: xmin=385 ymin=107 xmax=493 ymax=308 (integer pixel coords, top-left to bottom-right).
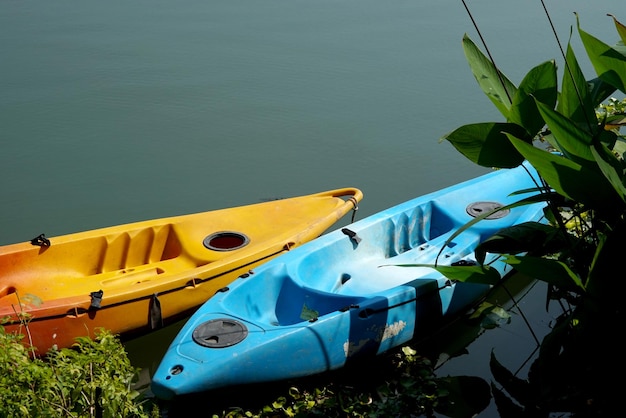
xmin=388 ymin=263 xmax=501 ymax=285
xmin=558 ymin=41 xmax=597 ymax=126
xmin=590 ymin=142 xmax=626 ymax=204
xmin=507 ymin=136 xmax=620 ymax=209
xmin=587 ymin=76 xmax=617 ymax=108
xmin=509 ymin=60 xmax=558 ymax=136
xmin=463 ymin=34 xmax=517 ymax=118
xmin=502 ymin=254 xmax=586 ymax=292
xmin=474 ymin=222 xmax=567 ymax=265
xmin=578 ymin=15 xmax=626 ymax=93
xmin=535 ymin=100 xmax=596 ymax=167
xmin=440 ymin=122 xmax=527 ymax=168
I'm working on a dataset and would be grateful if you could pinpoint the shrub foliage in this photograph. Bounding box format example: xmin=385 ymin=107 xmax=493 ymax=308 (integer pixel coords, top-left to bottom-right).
xmin=0 ymin=326 xmax=156 ymax=418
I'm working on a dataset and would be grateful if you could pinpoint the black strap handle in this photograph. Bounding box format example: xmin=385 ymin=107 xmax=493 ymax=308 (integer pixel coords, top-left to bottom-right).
xmin=30 ymin=233 xmax=51 ymax=247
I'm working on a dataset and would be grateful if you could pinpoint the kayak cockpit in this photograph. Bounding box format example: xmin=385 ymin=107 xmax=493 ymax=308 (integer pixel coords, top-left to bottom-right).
xmin=274 ymin=277 xmax=364 ymax=325
xmin=0 ymin=223 xmax=253 ymax=305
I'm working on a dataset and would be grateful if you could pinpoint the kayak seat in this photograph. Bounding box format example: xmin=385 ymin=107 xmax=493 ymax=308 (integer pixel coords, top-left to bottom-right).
xmin=100 ymin=224 xmax=184 ymax=273
xmin=274 ymin=277 xmax=363 ymax=326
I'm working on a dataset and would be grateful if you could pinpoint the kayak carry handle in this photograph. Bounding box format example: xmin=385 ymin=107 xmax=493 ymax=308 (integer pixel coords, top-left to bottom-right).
xmin=325 ymin=187 xmax=363 ymax=201
xmin=89 ymin=290 xmax=104 ymax=310
xmin=314 ymin=187 xmax=362 ymax=208
xmin=329 ymin=187 xmax=363 ymax=222
xmin=30 ymin=233 xmax=50 ymax=247
xmin=341 ymin=228 xmax=362 ymax=245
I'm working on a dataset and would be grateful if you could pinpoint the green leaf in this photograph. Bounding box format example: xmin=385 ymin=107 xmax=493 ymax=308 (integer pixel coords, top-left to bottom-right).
xmin=272 ymin=397 xmax=287 ymax=409
xmin=475 ymin=222 xmax=567 ymax=264
xmin=502 ymin=254 xmax=585 ymax=291
xmin=558 ymin=41 xmax=597 ymax=126
xmin=19 ymin=293 xmax=43 ymax=308
xmin=507 ymin=136 xmax=620 ymax=209
xmin=590 ymin=141 xmax=626 ymax=203
xmin=440 ymin=122 xmax=527 ymax=168
xmin=509 ymin=60 xmax=558 ymax=136
xmin=612 ymin=137 xmax=626 ymax=160
xmin=402 ymin=346 xmax=417 ymax=356
xmin=480 ymin=305 xmax=511 ymax=330
xmin=578 ymin=14 xmax=626 ymax=93
xmin=535 ymin=100 xmax=596 ymax=166
xmin=463 ymin=34 xmax=517 ymax=117
xmin=587 ymin=76 xmax=617 ymax=108
xmin=390 ymin=263 xmax=501 ymax=285
xmin=607 ymin=14 xmax=626 ymax=45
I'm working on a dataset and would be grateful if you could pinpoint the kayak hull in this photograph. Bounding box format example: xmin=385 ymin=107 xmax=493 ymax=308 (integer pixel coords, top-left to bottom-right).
xmin=151 ymin=163 xmax=547 ymax=399
xmin=0 ymin=188 xmax=362 ymax=355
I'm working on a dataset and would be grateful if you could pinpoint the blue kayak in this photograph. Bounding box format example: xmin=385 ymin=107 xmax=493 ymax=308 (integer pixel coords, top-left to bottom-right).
xmin=151 ymin=162 xmax=547 ymax=399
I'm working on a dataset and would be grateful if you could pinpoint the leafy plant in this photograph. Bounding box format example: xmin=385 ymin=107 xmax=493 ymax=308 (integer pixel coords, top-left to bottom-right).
xmin=438 ymin=12 xmax=626 ymax=314
xmin=0 ymin=326 xmax=158 ymax=418
xmin=205 ymin=345 xmax=488 ymax=418
xmin=439 ymin=12 xmax=626 ymax=416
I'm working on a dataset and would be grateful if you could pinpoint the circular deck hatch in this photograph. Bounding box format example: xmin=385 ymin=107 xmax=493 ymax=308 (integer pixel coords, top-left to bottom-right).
xmin=203 ymin=231 xmax=250 ymax=251
xmin=466 ymin=201 xmax=510 ymax=219
xmin=193 ymin=319 xmax=248 ymax=348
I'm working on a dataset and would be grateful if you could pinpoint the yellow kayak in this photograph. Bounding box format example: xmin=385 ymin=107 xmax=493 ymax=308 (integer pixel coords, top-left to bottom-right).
xmin=0 ymin=188 xmax=362 ymax=355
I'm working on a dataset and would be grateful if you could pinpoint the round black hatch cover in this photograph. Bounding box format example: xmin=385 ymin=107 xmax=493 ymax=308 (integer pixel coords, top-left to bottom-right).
xmin=192 ymin=319 xmax=248 ymax=348
xmin=203 ymin=231 xmax=250 ymax=251
xmin=466 ymin=201 xmax=510 ymax=219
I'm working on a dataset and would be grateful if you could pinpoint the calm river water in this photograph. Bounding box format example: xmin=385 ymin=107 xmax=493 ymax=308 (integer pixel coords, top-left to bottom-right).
xmin=2 ymin=1 xmax=624 ymax=416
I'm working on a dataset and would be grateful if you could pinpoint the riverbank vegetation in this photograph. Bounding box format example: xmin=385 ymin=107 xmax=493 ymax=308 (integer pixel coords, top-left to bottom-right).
xmin=0 ymin=326 xmax=158 ymax=417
